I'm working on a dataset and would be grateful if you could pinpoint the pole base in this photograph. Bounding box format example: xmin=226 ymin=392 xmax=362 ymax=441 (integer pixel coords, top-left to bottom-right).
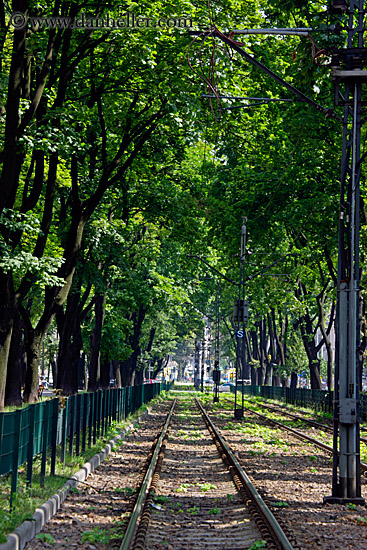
xmin=234 ymin=408 xmax=244 ymax=419
xmin=213 ymin=396 xmax=219 ymax=402
xmin=323 ymin=496 xmax=365 ymax=506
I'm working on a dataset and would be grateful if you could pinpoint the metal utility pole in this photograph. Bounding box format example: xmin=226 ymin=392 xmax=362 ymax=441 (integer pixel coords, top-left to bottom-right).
xmin=201 ymin=335 xmax=205 ymax=393
xmin=213 ymin=285 xmax=221 ymax=402
xmin=194 ymin=339 xmax=201 ymax=390
xmin=234 ymin=217 xmax=249 ymax=419
xmin=201 ymin=319 xmax=211 ymax=392
xmin=324 ymin=0 xmax=365 ymax=505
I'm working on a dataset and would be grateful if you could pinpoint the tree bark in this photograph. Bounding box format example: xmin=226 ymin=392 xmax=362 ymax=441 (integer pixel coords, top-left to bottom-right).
xmin=100 ymin=358 xmax=110 ymax=389
xmin=56 ymin=299 xmax=83 ymax=395
xmin=258 ymin=317 xmax=267 ymax=385
xmin=23 ymin=329 xmax=44 ymax=403
xmin=88 ymin=293 xmax=107 ymax=392
xmin=112 ymin=359 xmax=121 ymax=387
xmin=120 ymin=349 xmax=140 ymax=387
xmin=290 ymin=371 xmax=298 ymax=389
xmin=298 ymin=312 xmax=322 ymax=390
xmin=120 ymin=305 xmax=146 ymax=386
xmin=4 ymin=312 xmax=24 ymax=407
xmin=0 ymin=272 xmax=16 ymax=410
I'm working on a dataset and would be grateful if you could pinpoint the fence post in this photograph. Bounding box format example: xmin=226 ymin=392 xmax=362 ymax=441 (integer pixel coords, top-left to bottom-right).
xmin=75 ymin=394 xmax=81 ymax=456
xmin=105 ymin=390 xmax=109 ymax=432
xmin=93 ymin=391 xmax=97 ymax=445
xmin=108 ymin=389 xmax=112 ymax=426
xmin=96 ymin=391 xmax=101 ymax=438
xmin=82 ymin=393 xmax=87 ymax=453
xmin=10 ymin=409 xmax=22 ymax=508
xmin=100 ymin=390 xmax=104 ymax=437
xmin=117 ymin=388 xmax=120 ymax=421
xmin=40 ymin=401 xmax=50 ymax=488
xmin=121 ymin=388 xmax=125 ymax=419
xmin=61 ymin=398 xmax=69 ymax=468
xmin=26 ymin=405 xmax=35 ymax=487
xmin=69 ymin=395 xmax=75 ymax=458
xmin=104 ymin=389 xmax=108 ymax=433
xmin=112 ymin=388 xmax=117 ymax=422
xmin=50 ymin=399 xmax=59 ymax=476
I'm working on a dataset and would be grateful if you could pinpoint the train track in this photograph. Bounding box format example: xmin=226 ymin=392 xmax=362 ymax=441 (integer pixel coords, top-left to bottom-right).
xmin=238 ymin=398 xmax=367 ymax=473
xmin=119 ymin=397 xmax=294 ymax=550
xmin=254 ymin=400 xmax=367 ymax=446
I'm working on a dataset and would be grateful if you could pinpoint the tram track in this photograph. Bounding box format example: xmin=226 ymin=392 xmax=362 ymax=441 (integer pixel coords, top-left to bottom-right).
xmin=22 ymin=390 xmax=367 ymax=550
xmin=234 ymin=398 xmax=367 ymax=473
xmin=119 ymin=396 xmax=294 ymax=550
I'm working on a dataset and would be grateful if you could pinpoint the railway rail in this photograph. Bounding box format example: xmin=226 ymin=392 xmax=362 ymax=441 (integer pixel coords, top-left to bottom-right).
xmin=236 ymin=398 xmax=367 ymax=474
xmin=253 ymin=399 xmax=367 ymax=442
xmin=119 ymin=397 xmax=294 ymax=550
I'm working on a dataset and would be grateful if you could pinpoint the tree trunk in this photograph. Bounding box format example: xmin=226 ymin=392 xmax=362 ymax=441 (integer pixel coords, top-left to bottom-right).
xmin=112 ymin=359 xmax=121 ymax=387
xmin=120 ymin=305 xmax=146 ymax=386
xmin=134 ymin=368 xmax=144 ymax=386
xmin=120 ymin=349 xmax=139 ymax=386
xmin=251 ymin=364 xmax=258 ymax=385
xmin=88 ymin=293 xmax=107 ymax=391
xmin=266 ymin=312 xmax=275 ymax=385
xmin=298 ymin=313 xmax=322 ymax=390
xmin=153 ymin=356 xmax=169 ymax=379
xmin=0 ymin=272 xmax=15 ymax=411
xmin=258 ymin=317 xmax=267 ymax=385
xmin=51 ymin=358 xmax=57 ymax=389
xmin=257 ymin=367 xmax=264 ymax=385
xmin=0 ymin=8 xmax=27 ymax=213
xmin=100 ymin=358 xmax=110 ymax=389
xmin=23 ymin=329 xmax=43 ymax=403
xmin=290 ymin=371 xmax=298 ymax=389
xmin=5 ymin=313 xmax=24 ymax=407
xmin=56 ymin=295 xmax=83 ymax=395
xmin=317 ymin=294 xmax=335 ymax=391
xmin=56 ymin=323 xmax=81 ymax=395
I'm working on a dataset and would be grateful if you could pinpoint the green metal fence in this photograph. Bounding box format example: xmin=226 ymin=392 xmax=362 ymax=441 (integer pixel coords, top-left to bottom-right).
xmin=235 ymin=384 xmax=367 ymax=421
xmin=0 ymin=383 xmax=170 ymax=502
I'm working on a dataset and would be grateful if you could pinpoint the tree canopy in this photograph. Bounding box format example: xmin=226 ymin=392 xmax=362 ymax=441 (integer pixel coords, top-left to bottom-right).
xmin=0 ymin=0 xmax=364 ymax=409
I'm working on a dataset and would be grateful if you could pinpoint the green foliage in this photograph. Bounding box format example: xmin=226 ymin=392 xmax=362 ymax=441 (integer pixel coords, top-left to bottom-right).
xmin=36 ymin=533 xmax=55 ymax=544
xmin=208 ymin=506 xmax=221 ymax=515
xmin=271 ymin=501 xmax=289 ymax=508
xmin=0 ymin=0 xmax=353 ymax=400
xmin=80 ymin=528 xmax=110 ymax=544
xmin=249 ymin=541 xmax=267 ymax=550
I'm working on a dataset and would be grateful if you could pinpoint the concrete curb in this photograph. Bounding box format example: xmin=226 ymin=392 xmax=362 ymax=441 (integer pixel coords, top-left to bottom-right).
xmin=0 ymin=408 xmax=150 ymax=550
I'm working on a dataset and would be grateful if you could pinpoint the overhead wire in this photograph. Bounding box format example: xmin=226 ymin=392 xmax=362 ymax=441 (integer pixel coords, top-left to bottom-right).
xmin=187 ymin=29 xmax=222 ymax=122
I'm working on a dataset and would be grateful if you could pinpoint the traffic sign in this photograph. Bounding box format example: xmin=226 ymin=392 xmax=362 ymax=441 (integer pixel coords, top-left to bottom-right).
xmin=236 ymin=330 xmax=244 ymax=338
